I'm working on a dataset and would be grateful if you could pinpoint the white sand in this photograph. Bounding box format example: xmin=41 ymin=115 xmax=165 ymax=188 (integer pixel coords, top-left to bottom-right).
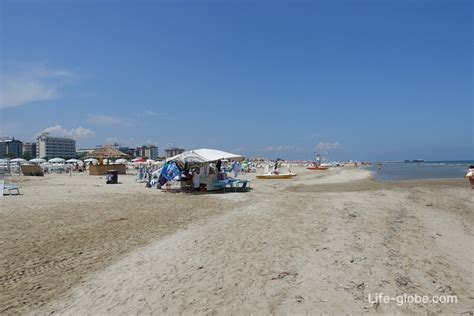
xmin=1 ymin=167 xmax=472 ymax=314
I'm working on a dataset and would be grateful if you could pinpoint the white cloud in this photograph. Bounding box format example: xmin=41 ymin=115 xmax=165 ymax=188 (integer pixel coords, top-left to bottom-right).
xmin=145 ymin=111 xmax=158 ymax=116
xmin=263 ymin=145 xmax=299 ymax=152
xmin=70 ymin=127 xmax=95 ymax=139
xmin=315 ymin=142 xmax=343 ymax=151
xmin=0 ymin=79 xmax=57 ymax=109
xmin=40 ymin=125 xmax=69 ymax=136
xmin=0 ymin=63 xmax=77 ymax=109
xmin=87 ymin=114 xmax=132 ymax=126
xmin=31 ymin=65 xmax=75 ymax=78
xmin=38 ymin=125 xmax=95 ymax=140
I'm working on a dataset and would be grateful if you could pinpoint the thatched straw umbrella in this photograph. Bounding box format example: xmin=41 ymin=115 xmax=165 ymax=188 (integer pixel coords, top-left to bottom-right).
xmin=85 ymin=145 xmax=129 ymax=159
xmin=84 ymin=146 xmax=129 ymax=174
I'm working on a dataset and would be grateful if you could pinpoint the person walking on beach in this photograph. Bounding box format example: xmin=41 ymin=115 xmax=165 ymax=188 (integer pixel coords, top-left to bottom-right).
xmin=234 ymin=161 xmax=241 ymax=178
xmin=192 ymin=168 xmax=200 ymax=191
xmin=273 ymin=159 xmax=280 ymax=174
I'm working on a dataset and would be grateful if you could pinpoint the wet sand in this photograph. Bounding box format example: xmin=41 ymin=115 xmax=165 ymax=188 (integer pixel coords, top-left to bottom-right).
xmin=290 ymin=178 xmax=468 ymax=193
xmin=1 ymin=167 xmax=472 ymax=314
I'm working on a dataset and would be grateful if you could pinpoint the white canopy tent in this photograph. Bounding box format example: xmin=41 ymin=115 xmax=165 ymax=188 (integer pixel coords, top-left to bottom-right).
xmin=49 ymin=158 xmax=66 ymax=163
xmin=163 ymin=149 xmax=246 ymax=192
xmin=115 ymin=158 xmax=128 ymax=164
xmin=167 ymin=148 xmax=243 ymax=164
xmin=30 ymin=158 xmax=46 ymax=163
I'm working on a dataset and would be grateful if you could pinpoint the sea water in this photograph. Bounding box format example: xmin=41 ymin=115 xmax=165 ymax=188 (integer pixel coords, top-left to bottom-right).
xmin=365 ymin=161 xmax=473 ymax=181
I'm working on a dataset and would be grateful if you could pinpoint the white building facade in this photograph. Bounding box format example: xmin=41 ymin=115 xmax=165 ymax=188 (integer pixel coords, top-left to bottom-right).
xmin=36 ymin=133 xmax=76 ymax=158
xmin=165 ymin=147 xmax=185 ymax=159
xmin=144 ymin=145 xmax=159 ymax=160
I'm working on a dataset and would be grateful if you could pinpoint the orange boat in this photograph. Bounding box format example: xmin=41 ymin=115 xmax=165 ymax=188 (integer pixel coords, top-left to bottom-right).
xmin=307 ymin=165 xmax=329 ymax=170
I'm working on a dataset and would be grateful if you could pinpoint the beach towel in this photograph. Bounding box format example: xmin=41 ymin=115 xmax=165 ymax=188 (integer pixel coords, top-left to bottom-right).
xmin=159 ymin=162 xmax=181 ymax=185
xmin=159 ymin=163 xmax=170 ymax=185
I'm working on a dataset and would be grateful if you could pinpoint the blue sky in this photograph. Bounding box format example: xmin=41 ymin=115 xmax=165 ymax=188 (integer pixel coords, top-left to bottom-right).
xmin=1 ymin=0 xmax=472 ymax=161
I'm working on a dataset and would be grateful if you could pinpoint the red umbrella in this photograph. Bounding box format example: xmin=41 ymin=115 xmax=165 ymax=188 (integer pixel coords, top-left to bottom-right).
xmin=132 ymin=157 xmax=146 ymax=163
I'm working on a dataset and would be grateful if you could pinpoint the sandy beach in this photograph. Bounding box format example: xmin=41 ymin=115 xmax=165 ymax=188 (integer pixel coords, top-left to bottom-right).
xmin=1 ymin=167 xmax=472 ymax=315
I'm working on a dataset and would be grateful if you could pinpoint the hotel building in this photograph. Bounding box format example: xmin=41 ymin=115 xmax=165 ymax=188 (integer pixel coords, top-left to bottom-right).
xmin=36 ymin=133 xmax=76 ymax=159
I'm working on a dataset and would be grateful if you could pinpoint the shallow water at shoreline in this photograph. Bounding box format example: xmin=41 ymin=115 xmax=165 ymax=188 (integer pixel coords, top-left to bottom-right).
xmin=365 ymin=161 xmax=473 ymax=181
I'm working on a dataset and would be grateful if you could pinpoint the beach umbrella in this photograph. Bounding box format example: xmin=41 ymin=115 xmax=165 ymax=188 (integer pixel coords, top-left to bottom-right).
xmin=146 ymin=159 xmax=155 ymax=163
xmin=0 ymin=159 xmax=8 ymax=163
xmin=84 ymin=158 xmax=98 ymax=163
xmin=10 ymin=158 xmax=28 ymax=163
xmin=115 ymin=158 xmax=128 ymax=164
xmin=66 ymin=158 xmax=82 ymax=163
xmin=132 ymin=157 xmax=145 ymax=163
xmin=30 ymin=158 xmax=46 ymax=163
xmin=84 ymin=145 xmax=129 ymax=159
xmin=49 ymin=158 xmax=65 ymax=163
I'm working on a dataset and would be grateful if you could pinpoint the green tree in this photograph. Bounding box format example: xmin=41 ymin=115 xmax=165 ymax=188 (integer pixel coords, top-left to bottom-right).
xmin=22 ymin=152 xmax=33 ymax=161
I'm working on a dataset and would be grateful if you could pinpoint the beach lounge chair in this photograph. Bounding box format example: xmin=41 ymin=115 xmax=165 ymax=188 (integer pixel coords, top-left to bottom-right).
xmin=231 ymin=179 xmax=250 ymax=192
xmin=212 ymin=182 xmax=226 ymax=191
xmin=3 ymin=184 xmax=20 ymax=195
xmin=219 ymin=179 xmax=250 ymax=192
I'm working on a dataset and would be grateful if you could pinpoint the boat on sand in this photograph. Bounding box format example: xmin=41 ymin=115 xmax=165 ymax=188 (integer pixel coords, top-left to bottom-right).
xmin=257 ymin=159 xmax=297 ymax=179
xmin=307 ymin=152 xmax=330 ymax=170
xmin=306 ymin=165 xmax=329 ymax=170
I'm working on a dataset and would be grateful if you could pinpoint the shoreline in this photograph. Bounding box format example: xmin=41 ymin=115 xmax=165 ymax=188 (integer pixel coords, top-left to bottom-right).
xmin=372 ymin=175 xmax=467 ymax=184
xmin=362 ymin=162 xmax=471 ymax=182
xmin=291 ymin=168 xmax=468 ymax=193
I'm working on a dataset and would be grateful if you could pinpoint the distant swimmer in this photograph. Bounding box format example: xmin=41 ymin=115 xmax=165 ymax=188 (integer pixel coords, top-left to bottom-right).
xmin=377 ymin=163 xmax=382 ymax=172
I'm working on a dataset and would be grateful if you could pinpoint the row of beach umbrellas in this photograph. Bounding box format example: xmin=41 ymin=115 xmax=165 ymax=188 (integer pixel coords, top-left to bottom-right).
xmin=1 ymin=157 xmax=160 ymax=165
xmin=5 ymin=158 xmax=72 ymax=164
